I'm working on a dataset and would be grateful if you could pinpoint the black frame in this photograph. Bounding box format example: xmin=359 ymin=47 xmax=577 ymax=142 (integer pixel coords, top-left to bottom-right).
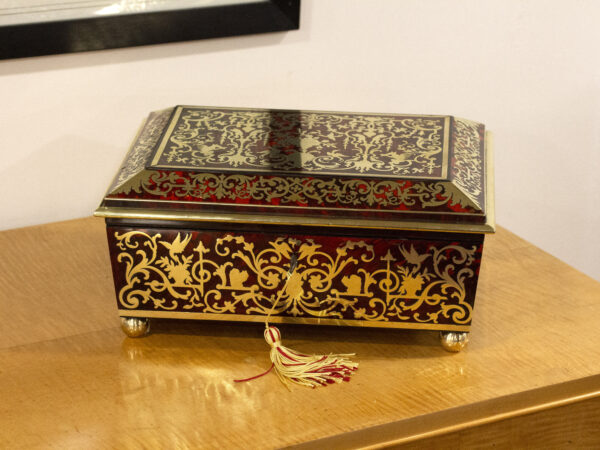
xmin=0 ymin=0 xmax=300 ymax=60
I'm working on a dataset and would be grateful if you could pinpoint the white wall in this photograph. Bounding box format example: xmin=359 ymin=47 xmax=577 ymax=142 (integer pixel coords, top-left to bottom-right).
xmin=1 ymin=0 xmax=599 ymax=281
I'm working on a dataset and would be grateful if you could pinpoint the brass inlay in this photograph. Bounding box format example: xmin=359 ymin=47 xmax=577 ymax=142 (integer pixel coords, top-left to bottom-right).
xmin=109 ymin=108 xmax=173 ymax=193
xmin=115 ymin=231 xmax=477 ymax=326
xmin=98 ymin=108 xmax=493 ymax=232
xmin=112 ymin=172 xmax=482 ymax=212
xmin=150 ymin=106 xmax=451 ymax=179
xmin=117 ymin=310 xmax=472 ymax=332
xmin=452 ymin=117 xmax=484 ymax=206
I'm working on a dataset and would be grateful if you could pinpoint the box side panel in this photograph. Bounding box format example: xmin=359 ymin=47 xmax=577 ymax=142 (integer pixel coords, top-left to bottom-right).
xmin=106 ymin=224 xmax=484 ymax=331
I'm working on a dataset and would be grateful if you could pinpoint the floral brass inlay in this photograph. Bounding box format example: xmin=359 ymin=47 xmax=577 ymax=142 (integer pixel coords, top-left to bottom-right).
xmin=151 ymin=108 xmax=449 ymax=178
xmin=113 ymin=171 xmax=480 ymax=211
xmin=115 ymin=231 xmax=477 ymax=325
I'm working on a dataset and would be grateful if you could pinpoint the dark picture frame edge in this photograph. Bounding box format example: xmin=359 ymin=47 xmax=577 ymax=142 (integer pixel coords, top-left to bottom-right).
xmin=0 ymin=0 xmax=301 ymax=60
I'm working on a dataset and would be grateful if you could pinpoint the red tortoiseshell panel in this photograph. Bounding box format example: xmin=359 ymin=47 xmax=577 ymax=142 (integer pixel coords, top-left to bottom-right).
xmin=107 ymin=225 xmax=483 ymax=328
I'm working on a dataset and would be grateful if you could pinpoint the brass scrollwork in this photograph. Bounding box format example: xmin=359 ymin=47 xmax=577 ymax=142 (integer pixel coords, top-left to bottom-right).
xmin=110 ymin=110 xmax=485 ymax=212
xmin=115 ymin=231 xmax=476 ymax=325
xmin=156 ymin=110 xmax=447 ymax=177
xmin=114 ymin=172 xmax=480 ymax=211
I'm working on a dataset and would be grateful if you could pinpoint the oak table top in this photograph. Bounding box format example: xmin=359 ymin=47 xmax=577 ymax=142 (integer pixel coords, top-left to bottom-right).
xmin=1 ymin=217 xmax=599 ymax=448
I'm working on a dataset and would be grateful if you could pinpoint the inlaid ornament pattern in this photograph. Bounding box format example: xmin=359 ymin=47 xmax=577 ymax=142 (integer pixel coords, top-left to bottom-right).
xmin=110 ymin=108 xmax=173 ymax=191
xmin=110 ymin=228 xmax=482 ymax=326
xmin=152 ymin=108 xmax=449 ymax=178
xmin=452 ymin=118 xmax=485 ymax=205
xmin=111 ymin=171 xmax=480 ymax=213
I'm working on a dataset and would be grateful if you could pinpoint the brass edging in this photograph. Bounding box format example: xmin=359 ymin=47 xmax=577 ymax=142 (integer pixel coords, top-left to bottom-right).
xmin=95 ymin=206 xmax=495 ymax=233
xmin=117 ymin=309 xmax=472 ymax=332
xmin=441 ymin=118 xmax=450 ymax=179
xmin=149 ymin=106 xmax=451 ymax=180
xmin=177 ymin=104 xmax=450 ymax=118
xmin=484 ymin=131 xmax=496 ymax=232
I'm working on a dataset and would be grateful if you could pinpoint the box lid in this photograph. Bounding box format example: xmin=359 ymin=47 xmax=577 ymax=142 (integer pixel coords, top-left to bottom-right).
xmin=95 ymin=106 xmax=495 ymax=233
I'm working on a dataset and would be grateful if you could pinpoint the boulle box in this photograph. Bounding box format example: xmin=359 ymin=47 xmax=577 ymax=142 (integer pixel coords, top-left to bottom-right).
xmin=95 ymin=106 xmax=494 ymax=351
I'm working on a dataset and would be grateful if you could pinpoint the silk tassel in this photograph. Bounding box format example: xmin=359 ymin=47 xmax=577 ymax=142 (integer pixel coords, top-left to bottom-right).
xmin=235 ymin=256 xmax=358 ymax=388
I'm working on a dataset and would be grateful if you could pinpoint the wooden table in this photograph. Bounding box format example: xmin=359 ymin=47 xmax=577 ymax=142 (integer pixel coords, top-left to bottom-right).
xmin=1 ymin=218 xmax=599 ymax=449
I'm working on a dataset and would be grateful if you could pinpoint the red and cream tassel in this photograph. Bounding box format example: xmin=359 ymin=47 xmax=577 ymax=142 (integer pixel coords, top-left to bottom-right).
xmin=263 ymin=326 xmax=358 ymax=388
xmin=235 ymin=255 xmax=358 ymax=388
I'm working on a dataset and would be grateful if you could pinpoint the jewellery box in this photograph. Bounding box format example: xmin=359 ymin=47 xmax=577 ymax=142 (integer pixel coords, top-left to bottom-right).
xmin=95 ymin=106 xmax=494 ymax=351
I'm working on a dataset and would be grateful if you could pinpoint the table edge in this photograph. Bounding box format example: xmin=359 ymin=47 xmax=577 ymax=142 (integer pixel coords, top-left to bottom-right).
xmin=287 ymin=374 xmax=600 ymax=449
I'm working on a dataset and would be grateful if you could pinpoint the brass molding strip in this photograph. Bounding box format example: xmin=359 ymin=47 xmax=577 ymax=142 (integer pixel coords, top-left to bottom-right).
xmin=178 ymin=104 xmax=451 ymax=118
xmin=95 ymin=207 xmax=495 ymax=233
xmin=485 ymin=131 xmax=496 ymax=232
xmin=117 ymin=310 xmax=472 ymax=332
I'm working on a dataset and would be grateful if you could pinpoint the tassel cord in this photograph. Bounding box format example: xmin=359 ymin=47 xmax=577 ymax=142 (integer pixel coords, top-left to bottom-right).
xmin=233 ymin=363 xmax=274 ymax=383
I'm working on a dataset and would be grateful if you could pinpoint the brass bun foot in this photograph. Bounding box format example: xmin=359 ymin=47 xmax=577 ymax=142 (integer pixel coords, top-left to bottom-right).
xmin=440 ymin=331 xmax=469 ymax=352
xmin=120 ymin=317 xmax=150 ymax=338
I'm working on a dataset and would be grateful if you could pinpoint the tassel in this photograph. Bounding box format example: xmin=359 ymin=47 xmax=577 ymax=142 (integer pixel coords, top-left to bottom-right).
xmin=235 ymin=255 xmax=358 ymax=388
xmin=263 ymin=326 xmax=358 ymax=388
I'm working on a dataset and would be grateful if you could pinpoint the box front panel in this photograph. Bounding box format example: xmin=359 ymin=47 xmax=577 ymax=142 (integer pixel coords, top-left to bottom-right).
xmin=107 ymin=226 xmax=483 ymax=331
